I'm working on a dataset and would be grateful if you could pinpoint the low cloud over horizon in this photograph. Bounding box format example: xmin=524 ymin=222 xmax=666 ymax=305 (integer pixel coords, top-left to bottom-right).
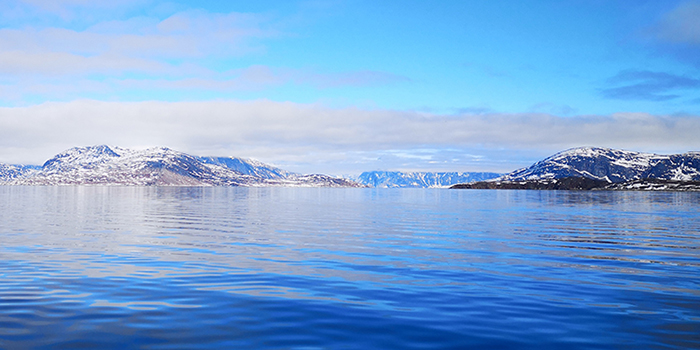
xmin=1 ymin=99 xmax=699 ymax=175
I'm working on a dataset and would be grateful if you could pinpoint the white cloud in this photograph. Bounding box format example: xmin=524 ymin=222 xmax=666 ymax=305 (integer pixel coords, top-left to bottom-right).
xmin=0 ymin=10 xmax=278 ymax=78
xmin=0 ymin=11 xmax=408 ymax=101
xmin=0 ymin=100 xmax=698 ymax=173
xmin=14 ymin=0 xmax=145 ymax=21
xmin=0 ymin=51 xmax=170 ymax=76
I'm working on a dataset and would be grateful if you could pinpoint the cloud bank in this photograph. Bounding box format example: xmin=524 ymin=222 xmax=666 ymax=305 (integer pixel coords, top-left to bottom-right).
xmin=1 ymin=100 xmax=699 ymax=173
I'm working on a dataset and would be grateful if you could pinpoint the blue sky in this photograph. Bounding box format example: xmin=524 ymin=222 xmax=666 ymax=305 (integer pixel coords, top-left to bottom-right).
xmin=1 ymin=0 xmax=700 ymax=174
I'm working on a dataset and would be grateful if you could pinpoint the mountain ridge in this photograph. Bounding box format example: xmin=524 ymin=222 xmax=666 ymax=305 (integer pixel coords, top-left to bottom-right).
xmin=6 ymin=145 xmax=700 ymax=190
xmin=1 ymin=145 xmax=364 ymax=187
xmin=452 ymin=147 xmax=700 ymax=191
xmin=496 ymin=147 xmax=700 ymax=183
xmin=356 ymin=171 xmax=502 ymax=188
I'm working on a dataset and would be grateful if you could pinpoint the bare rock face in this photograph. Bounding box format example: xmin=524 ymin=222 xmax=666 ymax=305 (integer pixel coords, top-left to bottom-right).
xmin=2 ymin=145 xmax=364 ymax=187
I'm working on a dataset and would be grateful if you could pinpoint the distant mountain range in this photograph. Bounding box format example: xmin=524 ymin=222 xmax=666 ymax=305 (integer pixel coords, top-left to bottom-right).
xmin=0 ymin=145 xmax=504 ymax=188
xmin=452 ymin=147 xmax=700 ymax=191
xmin=0 ymin=145 xmax=363 ymax=187
xmin=356 ymin=171 xmax=501 ymax=188
xmin=5 ymin=145 xmax=699 ymax=190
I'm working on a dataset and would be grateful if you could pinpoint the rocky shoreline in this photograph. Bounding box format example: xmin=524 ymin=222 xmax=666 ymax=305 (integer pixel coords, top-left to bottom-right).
xmin=451 ymin=177 xmax=700 ymax=191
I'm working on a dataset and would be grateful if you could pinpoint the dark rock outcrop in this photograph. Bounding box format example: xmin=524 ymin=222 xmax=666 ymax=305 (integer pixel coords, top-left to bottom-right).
xmin=451 ymin=177 xmax=609 ymax=190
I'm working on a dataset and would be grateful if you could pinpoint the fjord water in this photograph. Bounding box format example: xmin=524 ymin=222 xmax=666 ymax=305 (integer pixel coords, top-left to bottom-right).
xmin=0 ymin=187 xmax=698 ymax=349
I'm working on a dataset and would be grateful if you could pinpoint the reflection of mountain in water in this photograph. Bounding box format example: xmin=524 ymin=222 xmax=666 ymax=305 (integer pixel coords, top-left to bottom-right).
xmin=1 ymin=187 xmax=698 ymax=349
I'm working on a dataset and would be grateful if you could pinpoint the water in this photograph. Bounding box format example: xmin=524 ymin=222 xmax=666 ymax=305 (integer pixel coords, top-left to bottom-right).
xmin=0 ymin=187 xmax=698 ymax=349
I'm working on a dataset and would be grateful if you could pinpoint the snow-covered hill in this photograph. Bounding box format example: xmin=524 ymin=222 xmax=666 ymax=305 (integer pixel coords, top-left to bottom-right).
xmin=496 ymin=147 xmax=700 ymax=183
xmin=357 ymin=171 xmax=502 ymax=188
xmin=198 ymin=156 xmax=292 ymax=180
xmin=0 ymin=164 xmax=40 ymax=180
xmin=1 ymin=145 xmax=364 ymax=187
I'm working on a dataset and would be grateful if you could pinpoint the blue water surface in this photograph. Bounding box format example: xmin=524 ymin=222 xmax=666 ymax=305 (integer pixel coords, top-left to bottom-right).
xmin=0 ymin=187 xmax=698 ymax=349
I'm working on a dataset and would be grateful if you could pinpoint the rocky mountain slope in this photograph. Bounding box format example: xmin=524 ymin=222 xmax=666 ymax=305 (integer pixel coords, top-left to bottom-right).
xmin=1 ymin=145 xmax=363 ymax=187
xmin=452 ymin=147 xmax=700 ymax=191
xmin=497 ymin=147 xmax=700 ymax=183
xmin=198 ymin=156 xmax=292 ymax=179
xmin=357 ymin=171 xmax=501 ymax=188
xmin=0 ymin=164 xmax=40 ymax=180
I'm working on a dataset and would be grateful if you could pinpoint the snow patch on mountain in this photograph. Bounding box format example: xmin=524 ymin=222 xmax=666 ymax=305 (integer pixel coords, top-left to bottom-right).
xmin=198 ymin=156 xmax=291 ymax=179
xmin=0 ymin=164 xmax=40 ymax=183
xmin=357 ymin=171 xmax=502 ymax=188
xmin=496 ymin=147 xmax=700 ymax=183
xmin=2 ymin=145 xmax=364 ymax=187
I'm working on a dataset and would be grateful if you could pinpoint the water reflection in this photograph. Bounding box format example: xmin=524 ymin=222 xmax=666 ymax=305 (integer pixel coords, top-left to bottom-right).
xmin=0 ymin=187 xmax=699 ymax=349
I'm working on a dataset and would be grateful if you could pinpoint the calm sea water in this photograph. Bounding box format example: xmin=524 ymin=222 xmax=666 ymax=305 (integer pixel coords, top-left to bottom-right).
xmin=0 ymin=187 xmax=698 ymax=349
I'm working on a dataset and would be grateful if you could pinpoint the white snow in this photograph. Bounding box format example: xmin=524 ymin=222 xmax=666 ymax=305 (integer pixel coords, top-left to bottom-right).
xmin=5 ymin=145 xmax=363 ymax=187
xmin=494 ymin=146 xmax=700 ymax=184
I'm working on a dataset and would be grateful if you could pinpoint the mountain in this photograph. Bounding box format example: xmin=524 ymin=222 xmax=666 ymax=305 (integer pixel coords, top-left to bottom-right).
xmin=497 ymin=147 xmax=700 ymax=183
xmin=452 ymin=147 xmax=700 ymax=191
xmin=357 ymin=171 xmax=502 ymax=188
xmin=0 ymin=164 xmax=40 ymax=180
xmin=198 ymin=156 xmax=292 ymax=179
xmin=2 ymin=145 xmax=364 ymax=187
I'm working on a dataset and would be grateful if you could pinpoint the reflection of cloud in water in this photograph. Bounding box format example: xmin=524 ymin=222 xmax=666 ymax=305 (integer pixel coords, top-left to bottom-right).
xmin=2 ymin=188 xmax=699 ymax=283
xmin=1 ymin=187 xmax=700 ymax=342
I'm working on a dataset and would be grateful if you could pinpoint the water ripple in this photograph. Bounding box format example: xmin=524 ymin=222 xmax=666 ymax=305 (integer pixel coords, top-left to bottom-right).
xmin=0 ymin=187 xmax=699 ymax=349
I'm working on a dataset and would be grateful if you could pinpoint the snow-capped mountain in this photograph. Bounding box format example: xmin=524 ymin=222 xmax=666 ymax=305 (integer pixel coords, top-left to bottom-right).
xmin=497 ymin=147 xmax=700 ymax=183
xmin=0 ymin=164 xmax=40 ymax=180
xmin=2 ymin=145 xmax=364 ymax=187
xmin=198 ymin=156 xmax=292 ymax=179
xmin=357 ymin=171 xmax=502 ymax=188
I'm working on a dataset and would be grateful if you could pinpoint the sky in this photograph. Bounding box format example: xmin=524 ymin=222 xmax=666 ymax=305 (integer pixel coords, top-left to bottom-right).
xmin=1 ymin=0 xmax=700 ymax=175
